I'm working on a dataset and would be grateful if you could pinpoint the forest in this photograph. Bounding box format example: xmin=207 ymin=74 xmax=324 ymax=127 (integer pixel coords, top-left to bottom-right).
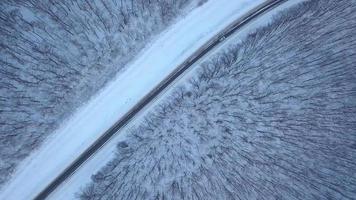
xmin=79 ymin=0 xmax=356 ymax=199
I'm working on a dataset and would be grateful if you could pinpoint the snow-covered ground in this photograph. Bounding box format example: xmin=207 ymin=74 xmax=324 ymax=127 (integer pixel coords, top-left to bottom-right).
xmin=0 ymin=0 xmax=306 ymax=199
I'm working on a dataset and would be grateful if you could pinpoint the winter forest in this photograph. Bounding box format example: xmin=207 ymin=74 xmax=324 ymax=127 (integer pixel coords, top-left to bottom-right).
xmin=0 ymin=0 xmax=202 ymax=186
xmin=79 ymin=0 xmax=356 ymax=199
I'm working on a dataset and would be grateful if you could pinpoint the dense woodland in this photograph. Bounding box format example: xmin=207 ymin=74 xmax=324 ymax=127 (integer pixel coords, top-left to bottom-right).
xmin=0 ymin=0 xmax=200 ymax=186
xmin=79 ymin=0 xmax=356 ymax=199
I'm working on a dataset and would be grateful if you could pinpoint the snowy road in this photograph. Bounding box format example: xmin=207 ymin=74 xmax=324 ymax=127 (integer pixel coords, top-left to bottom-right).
xmin=0 ymin=0 xmax=305 ymax=199
xmin=34 ymin=1 xmax=289 ymax=199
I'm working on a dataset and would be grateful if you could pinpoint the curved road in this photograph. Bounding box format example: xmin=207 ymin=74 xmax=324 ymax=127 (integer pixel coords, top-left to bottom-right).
xmin=34 ymin=0 xmax=288 ymax=199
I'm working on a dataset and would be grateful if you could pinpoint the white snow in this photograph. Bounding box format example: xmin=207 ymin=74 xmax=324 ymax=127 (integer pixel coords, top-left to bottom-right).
xmin=0 ymin=0 xmax=310 ymax=199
